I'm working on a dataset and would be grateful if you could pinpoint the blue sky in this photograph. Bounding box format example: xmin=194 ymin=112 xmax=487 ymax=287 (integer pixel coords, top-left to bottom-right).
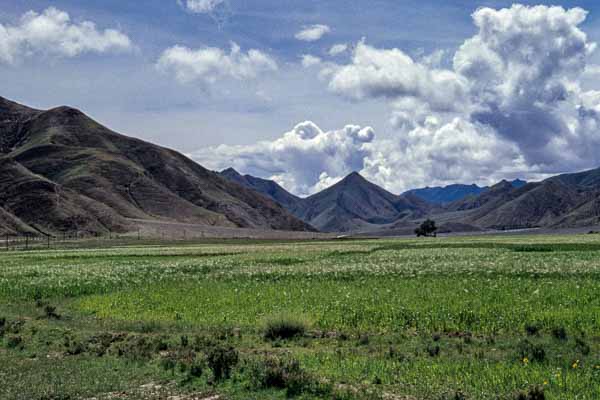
xmin=3 ymin=1 xmax=600 ymax=195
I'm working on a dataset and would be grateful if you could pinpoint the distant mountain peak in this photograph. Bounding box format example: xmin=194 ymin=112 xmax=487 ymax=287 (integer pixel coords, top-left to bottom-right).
xmin=220 ymin=167 xmax=243 ymax=178
xmin=340 ymin=171 xmax=368 ymax=184
xmin=218 ymin=168 xmax=302 ymax=211
xmin=511 ymin=179 xmax=527 ymax=188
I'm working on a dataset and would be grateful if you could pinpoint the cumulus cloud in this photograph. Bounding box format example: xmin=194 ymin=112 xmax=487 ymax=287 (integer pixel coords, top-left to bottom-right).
xmin=193 ymin=5 xmax=600 ymax=195
xmin=179 ymin=0 xmax=226 ymax=13
xmin=191 ymin=121 xmax=375 ymax=196
xmin=328 ymin=40 xmax=467 ymax=112
xmin=157 ymin=42 xmax=277 ymax=84
xmin=295 ymin=24 xmax=331 ymax=42
xmin=453 ymin=5 xmax=596 ymax=168
xmin=583 ymin=64 xmax=600 ymax=76
xmin=318 ymin=4 xmax=600 ymax=190
xmin=0 ymin=7 xmax=132 ymax=64
xmin=328 ymin=43 xmax=348 ymax=56
xmin=363 ymin=118 xmax=526 ymax=193
xmin=301 ymin=54 xmax=321 ymax=68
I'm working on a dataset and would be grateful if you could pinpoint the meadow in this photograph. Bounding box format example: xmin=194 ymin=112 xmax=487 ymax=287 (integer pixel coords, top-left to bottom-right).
xmin=0 ymin=235 xmax=599 ymax=399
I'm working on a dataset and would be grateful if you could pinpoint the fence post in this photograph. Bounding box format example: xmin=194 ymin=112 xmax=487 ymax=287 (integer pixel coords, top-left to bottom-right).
xmin=47 ymin=234 xmax=50 ymax=249
xmin=25 ymin=234 xmax=29 ymax=251
xmin=5 ymin=233 xmax=8 ymax=251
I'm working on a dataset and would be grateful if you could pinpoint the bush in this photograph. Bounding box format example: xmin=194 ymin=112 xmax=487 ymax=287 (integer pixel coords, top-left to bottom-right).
xmin=114 ymin=335 xmax=166 ymax=360
xmin=575 ymin=337 xmax=591 ymax=355
xmin=43 ymin=305 xmax=61 ymax=319
xmin=357 ymin=334 xmax=370 ymax=346
xmin=517 ymin=340 xmax=546 ymax=362
xmin=189 ymin=361 xmax=204 ymax=378
xmin=244 ymin=355 xmax=328 ymax=397
xmin=515 ymin=385 xmax=545 ymax=400
xmin=524 ymin=323 xmax=541 ymax=336
xmin=427 ymin=344 xmax=441 ymax=357
xmin=206 ymin=345 xmax=238 ymax=381
xmin=263 ymin=314 xmax=308 ymax=341
xmin=6 ymin=335 xmax=23 ymax=349
xmin=551 ymin=327 xmax=568 ymax=341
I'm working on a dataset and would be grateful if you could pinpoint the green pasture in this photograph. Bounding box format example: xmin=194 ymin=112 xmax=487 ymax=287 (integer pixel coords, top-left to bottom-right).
xmin=0 ymin=235 xmax=599 ymax=399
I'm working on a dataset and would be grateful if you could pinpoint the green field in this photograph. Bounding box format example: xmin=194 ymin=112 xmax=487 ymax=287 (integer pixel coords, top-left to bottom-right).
xmin=1 ymin=235 xmax=599 ymax=399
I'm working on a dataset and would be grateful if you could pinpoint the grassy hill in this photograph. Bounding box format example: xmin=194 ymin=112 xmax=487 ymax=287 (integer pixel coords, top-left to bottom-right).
xmin=0 ymin=96 xmax=314 ymax=236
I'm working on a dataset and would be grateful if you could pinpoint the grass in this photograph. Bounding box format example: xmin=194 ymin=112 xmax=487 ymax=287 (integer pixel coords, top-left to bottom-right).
xmin=0 ymin=235 xmax=599 ymax=399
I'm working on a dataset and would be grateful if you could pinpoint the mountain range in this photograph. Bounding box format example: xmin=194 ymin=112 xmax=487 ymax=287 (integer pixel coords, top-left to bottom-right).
xmin=404 ymin=179 xmax=527 ymax=205
xmin=2 ymin=95 xmax=600 ymax=237
xmin=0 ymin=96 xmax=313 ymax=236
xmin=220 ymin=168 xmax=600 ymax=234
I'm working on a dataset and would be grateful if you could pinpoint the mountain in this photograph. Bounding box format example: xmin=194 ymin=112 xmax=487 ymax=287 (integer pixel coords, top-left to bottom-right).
xmin=219 ymin=168 xmax=302 ymax=210
xmin=293 ymin=172 xmax=429 ymax=232
xmin=445 ymin=172 xmax=600 ymax=230
xmin=0 ymin=96 xmax=314 ymax=236
xmin=405 ymin=184 xmax=487 ymax=205
xmin=406 ymin=179 xmax=527 ymax=205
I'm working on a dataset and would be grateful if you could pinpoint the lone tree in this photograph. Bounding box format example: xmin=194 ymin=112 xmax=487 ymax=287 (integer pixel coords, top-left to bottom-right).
xmin=415 ymin=219 xmax=438 ymax=237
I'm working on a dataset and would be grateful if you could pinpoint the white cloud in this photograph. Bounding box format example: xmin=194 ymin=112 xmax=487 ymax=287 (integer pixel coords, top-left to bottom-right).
xmin=157 ymin=42 xmax=278 ymax=84
xmin=316 ymin=4 xmax=600 ymax=191
xmin=328 ymin=43 xmax=348 ymax=56
xmin=191 ymin=121 xmax=375 ymax=196
xmin=453 ymin=4 xmax=596 ymax=168
xmin=179 ymin=0 xmax=225 ymax=13
xmin=328 ymin=40 xmax=467 ymax=112
xmin=583 ymin=64 xmax=600 ymax=76
xmin=301 ymin=54 xmax=321 ymax=68
xmin=0 ymin=7 xmax=132 ymax=64
xmin=363 ymin=118 xmax=526 ymax=193
xmin=196 ymin=5 xmax=600 ymax=195
xmin=295 ymin=24 xmax=331 ymax=42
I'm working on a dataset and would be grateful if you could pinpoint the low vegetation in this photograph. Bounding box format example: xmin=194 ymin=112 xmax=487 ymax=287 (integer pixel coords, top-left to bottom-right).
xmin=0 ymin=235 xmax=599 ymax=399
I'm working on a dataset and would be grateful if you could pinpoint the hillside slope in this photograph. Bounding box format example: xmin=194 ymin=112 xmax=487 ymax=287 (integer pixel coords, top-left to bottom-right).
xmin=219 ymin=168 xmax=302 ymax=210
xmin=0 ymin=96 xmax=313 ymax=236
xmin=294 ymin=172 xmax=429 ymax=232
xmin=444 ymin=172 xmax=600 ymax=230
xmin=406 ymin=179 xmax=527 ymax=205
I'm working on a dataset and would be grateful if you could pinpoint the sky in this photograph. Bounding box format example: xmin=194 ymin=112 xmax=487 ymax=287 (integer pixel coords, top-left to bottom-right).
xmin=3 ymin=1 xmax=600 ymax=196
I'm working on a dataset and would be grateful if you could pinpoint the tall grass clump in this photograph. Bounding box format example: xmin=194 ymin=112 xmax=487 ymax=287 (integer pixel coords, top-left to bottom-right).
xmin=263 ymin=314 xmax=308 ymax=341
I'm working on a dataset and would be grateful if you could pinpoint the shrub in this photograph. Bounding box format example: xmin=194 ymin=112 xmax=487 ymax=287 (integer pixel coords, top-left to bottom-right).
xmin=44 ymin=305 xmax=61 ymax=319
xmin=65 ymin=340 xmax=86 ymax=355
xmin=357 ymin=334 xmax=370 ymax=346
xmin=114 ymin=335 xmax=165 ymax=360
xmin=189 ymin=361 xmax=204 ymax=378
xmin=160 ymin=357 xmax=177 ymax=375
xmin=517 ymin=340 xmax=546 ymax=362
xmin=525 ymin=323 xmax=541 ymax=336
xmin=180 ymin=335 xmax=189 ymax=348
xmin=575 ymin=337 xmax=591 ymax=355
xmin=551 ymin=327 xmax=568 ymax=341
xmin=6 ymin=335 xmax=23 ymax=349
xmin=206 ymin=345 xmax=238 ymax=381
xmin=515 ymin=386 xmax=545 ymax=400
xmin=263 ymin=314 xmax=308 ymax=341
xmin=244 ymin=355 xmax=327 ymax=397
xmin=427 ymin=344 xmax=441 ymax=357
